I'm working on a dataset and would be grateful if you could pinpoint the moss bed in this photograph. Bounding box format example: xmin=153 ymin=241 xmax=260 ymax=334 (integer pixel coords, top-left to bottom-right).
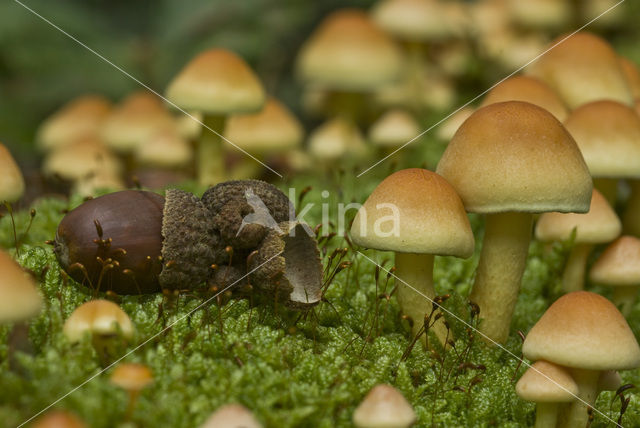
xmin=1 ymin=139 xmax=639 ymax=427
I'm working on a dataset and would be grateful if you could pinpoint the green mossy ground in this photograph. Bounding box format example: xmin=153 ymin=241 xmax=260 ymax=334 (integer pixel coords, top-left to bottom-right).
xmin=1 ymin=140 xmax=639 ymax=427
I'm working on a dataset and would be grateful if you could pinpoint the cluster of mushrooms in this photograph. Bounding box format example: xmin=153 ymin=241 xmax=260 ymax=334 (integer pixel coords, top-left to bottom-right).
xmin=1 ymin=0 xmax=640 ymax=427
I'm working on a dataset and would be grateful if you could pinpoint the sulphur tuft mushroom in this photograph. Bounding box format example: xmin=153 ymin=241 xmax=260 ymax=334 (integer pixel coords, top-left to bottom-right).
xmin=351 ymin=168 xmax=474 ymax=346
xmin=110 ymin=362 xmax=153 ymax=420
xmin=436 ymin=101 xmax=592 ymax=344
xmin=200 ymin=404 xmax=262 ymax=428
xmin=0 ymin=142 xmax=26 ymax=204
xmin=352 ymin=384 xmax=416 ymax=428
xmin=0 ymin=249 xmax=42 ymax=324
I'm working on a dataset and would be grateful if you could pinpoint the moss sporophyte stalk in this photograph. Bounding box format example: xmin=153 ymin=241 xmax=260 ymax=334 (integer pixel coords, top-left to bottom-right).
xmin=1 ymin=175 xmax=639 ymax=427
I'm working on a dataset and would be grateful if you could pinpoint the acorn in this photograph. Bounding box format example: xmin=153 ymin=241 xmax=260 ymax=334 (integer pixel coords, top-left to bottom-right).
xmin=54 ymin=189 xmax=219 ymax=294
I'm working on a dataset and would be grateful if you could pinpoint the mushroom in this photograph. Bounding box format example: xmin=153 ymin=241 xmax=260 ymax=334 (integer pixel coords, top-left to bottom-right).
xmin=200 ymin=404 xmax=262 ymax=428
xmin=515 ymin=360 xmax=578 ymax=428
xmin=32 ymin=410 xmax=87 ymax=428
xmin=0 ymin=249 xmax=42 ymax=324
xmin=589 ymin=236 xmax=640 ymax=316
xmin=134 ymin=125 xmax=193 ymax=187
xmin=436 ymin=101 xmax=592 ymax=344
xmin=0 ymin=142 xmax=26 ymax=204
xmin=506 ymin=0 xmax=571 ymax=30
xmin=526 ymin=32 xmax=633 ymax=109
xmin=165 ymin=49 xmax=266 ymax=185
xmin=535 ymin=189 xmax=621 ymax=293
xmin=36 ymin=95 xmax=112 ymax=152
xmin=368 ymin=109 xmax=420 ymax=158
xmin=308 ymin=117 xmax=368 ymax=163
xmin=350 ymin=168 xmax=474 ymax=346
xmin=352 ymin=384 xmax=416 ymax=428
xmin=435 ymin=106 xmax=474 ymax=142
xmin=619 ymin=56 xmax=640 ymax=99
xmin=480 ymin=75 xmax=568 ymax=121
xmin=110 ymin=362 xmax=153 ymax=420
xmin=563 ymin=100 xmax=640 ymax=206
xmin=522 ymin=291 xmax=640 ymax=428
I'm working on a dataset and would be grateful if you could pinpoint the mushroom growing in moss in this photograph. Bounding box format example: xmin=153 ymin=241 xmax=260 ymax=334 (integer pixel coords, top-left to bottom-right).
xmin=352 ymin=384 xmax=416 ymax=428
xmin=0 ymin=142 xmax=26 ymax=204
xmin=110 ymin=363 xmax=153 ymax=420
xmin=200 ymin=404 xmax=262 ymax=428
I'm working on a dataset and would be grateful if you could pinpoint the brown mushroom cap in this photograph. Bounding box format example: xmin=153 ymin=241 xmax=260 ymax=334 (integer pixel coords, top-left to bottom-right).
xmin=523 ymin=291 xmax=640 ymax=370
xmin=619 ymin=57 xmax=640 ymax=99
xmin=563 ymin=100 xmax=640 ymax=179
xmin=590 ymin=236 xmax=640 ymax=286
xmin=352 ymin=384 xmax=416 ymax=428
xmin=368 ymin=109 xmax=420 ymax=148
xmin=42 ymin=136 xmax=123 ymax=182
xmin=63 ymin=299 xmax=134 ymax=343
xmin=351 ymin=168 xmax=474 ymax=257
xmin=110 ymin=363 xmax=153 ymax=391
xmin=296 ymin=9 xmax=403 ymax=91
xmin=200 ymin=404 xmax=262 ymax=428
xmin=166 ymin=49 xmax=265 ymax=115
xmin=526 ymin=32 xmax=633 ymax=109
xmin=32 ymin=410 xmax=87 ymax=428
xmin=224 ymin=97 xmax=304 ymax=153
xmin=0 ymin=250 xmax=42 ymax=323
xmin=436 ymin=101 xmax=592 ymax=214
xmin=535 ymin=189 xmax=621 ymax=244
xmin=136 ymin=126 xmax=193 ymax=169
xmin=308 ymin=117 xmax=368 ymax=160
xmin=480 ymin=76 xmax=568 ymax=121
xmin=516 ymin=360 xmax=578 ymax=403
xmin=0 ymin=143 xmax=26 ymax=203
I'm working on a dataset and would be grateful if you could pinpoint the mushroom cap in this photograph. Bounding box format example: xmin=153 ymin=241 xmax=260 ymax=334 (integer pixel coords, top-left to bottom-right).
xmin=507 ymin=0 xmax=571 ymax=30
xmin=0 ymin=143 xmax=26 ymax=203
xmin=352 ymin=384 xmax=416 ymax=428
xmin=110 ymin=363 xmax=153 ymax=391
xmin=165 ymin=49 xmax=265 ymax=115
xmin=480 ymin=76 xmax=568 ymax=122
xmin=619 ymin=57 xmax=640 ymax=99
xmin=101 ymin=91 xmax=175 ymax=153
xmin=526 ymin=32 xmax=633 ymax=109
xmin=71 ymin=169 xmax=126 ymax=198
xmin=436 ymin=101 xmax=592 ymax=214
xmin=296 ymin=9 xmax=403 ymax=91
xmin=351 ymin=168 xmax=474 ymax=257
xmin=522 ymin=291 xmax=640 ymax=371
xmin=43 ymin=137 xmax=123 ymax=182
xmin=535 ymin=189 xmax=621 ymax=244
xmin=563 ymin=100 xmax=640 ymax=179
xmin=224 ymin=97 xmax=303 ymax=153
xmin=200 ymin=404 xmax=262 ymax=428
xmin=516 ymin=360 xmax=578 ymax=403
xmin=308 ymin=117 xmax=368 ymax=160
xmin=32 ymin=410 xmax=87 ymax=428
xmin=0 ymin=250 xmax=42 ymax=323
xmin=590 ymin=236 xmax=640 ymax=287
xmin=368 ymin=109 xmax=420 ymax=148
xmin=136 ymin=126 xmax=193 ymax=169
xmin=63 ymin=299 xmax=134 ymax=343
xmin=436 ymin=106 xmax=474 ymax=141
xmin=371 ymin=0 xmax=461 ymax=41
xmin=36 ymin=95 xmax=112 ymax=151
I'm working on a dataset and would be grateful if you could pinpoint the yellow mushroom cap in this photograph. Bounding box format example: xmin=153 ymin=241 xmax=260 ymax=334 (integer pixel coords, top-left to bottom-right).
xmin=296 ymin=9 xmax=403 ymax=91
xmin=101 ymin=91 xmax=175 ymax=153
xmin=507 ymin=0 xmax=571 ymax=30
xmin=436 ymin=101 xmax=592 ymax=214
xmin=0 ymin=250 xmax=42 ymax=323
xmin=352 ymin=384 xmax=416 ymax=428
xmin=481 ymin=76 xmax=568 ymax=122
xmin=371 ymin=0 xmax=461 ymax=41
xmin=63 ymin=299 xmax=134 ymax=343
xmin=71 ymin=169 xmax=126 ymax=198
xmin=351 ymin=168 xmax=474 ymax=257
xmin=0 ymin=143 xmax=26 ymax=203
xmin=200 ymin=404 xmax=262 ymax=428
xmin=136 ymin=126 xmax=193 ymax=169
xmin=535 ymin=189 xmax=621 ymax=244
xmin=590 ymin=236 xmax=640 ymax=287
xmin=368 ymin=109 xmax=420 ymax=148
xmin=523 ymin=291 xmax=640 ymax=370
xmin=308 ymin=118 xmax=367 ymax=160
xmin=42 ymin=137 xmax=123 ymax=182
xmin=526 ymin=32 xmax=633 ymax=109
xmin=224 ymin=97 xmax=304 ymax=153
xmin=110 ymin=363 xmax=153 ymax=391
xmin=516 ymin=360 xmax=578 ymax=403
xmin=36 ymin=95 xmax=112 ymax=151
xmin=166 ymin=49 xmax=265 ymax=115
xmin=619 ymin=57 xmax=640 ymax=99
xmin=563 ymin=100 xmax=640 ymax=179
xmin=32 ymin=410 xmax=87 ymax=428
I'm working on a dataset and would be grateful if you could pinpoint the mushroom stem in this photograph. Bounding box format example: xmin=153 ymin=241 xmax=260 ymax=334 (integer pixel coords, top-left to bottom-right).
xmin=561 ymin=244 xmax=593 ymax=293
xmin=557 ymin=368 xmax=599 ymax=428
xmin=395 ymin=252 xmax=449 ymax=346
xmin=612 ymin=286 xmax=638 ymax=317
xmin=534 ymin=402 xmax=559 ymax=428
xmin=198 ymin=114 xmax=226 ymax=186
xmin=124 ymin=390 xmax=140 ymax=421
xmin=593 ymin=178 xmax=617 ymax=206
xmin=623 ymin=180 xmax=640 ymax=237
xmin=470 ymin=212 xmax=533 ymax=344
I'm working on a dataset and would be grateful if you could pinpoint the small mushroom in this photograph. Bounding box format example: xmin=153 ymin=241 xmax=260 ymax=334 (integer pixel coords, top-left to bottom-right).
xmin=352 ymin=384 xmax=416 ymax=428
xmin=589 ymin=236 xmax=640 ymax=316
xmin=0 ymin=249 xmax=42 ymax=324
xmin=32 ymin=410 xmax=87 ymax=428
xmin=110 ymin=363 xmax=153 ymax=420
xmin=0 ymin=142 xmax=26 ymax=204
xmin=368 ymin=109 xmax=420 ymax=158
xmin=200 ymin=404 xmax=262 ymax=428
xmin=516 ymin=360 xmax=578 ymax=428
